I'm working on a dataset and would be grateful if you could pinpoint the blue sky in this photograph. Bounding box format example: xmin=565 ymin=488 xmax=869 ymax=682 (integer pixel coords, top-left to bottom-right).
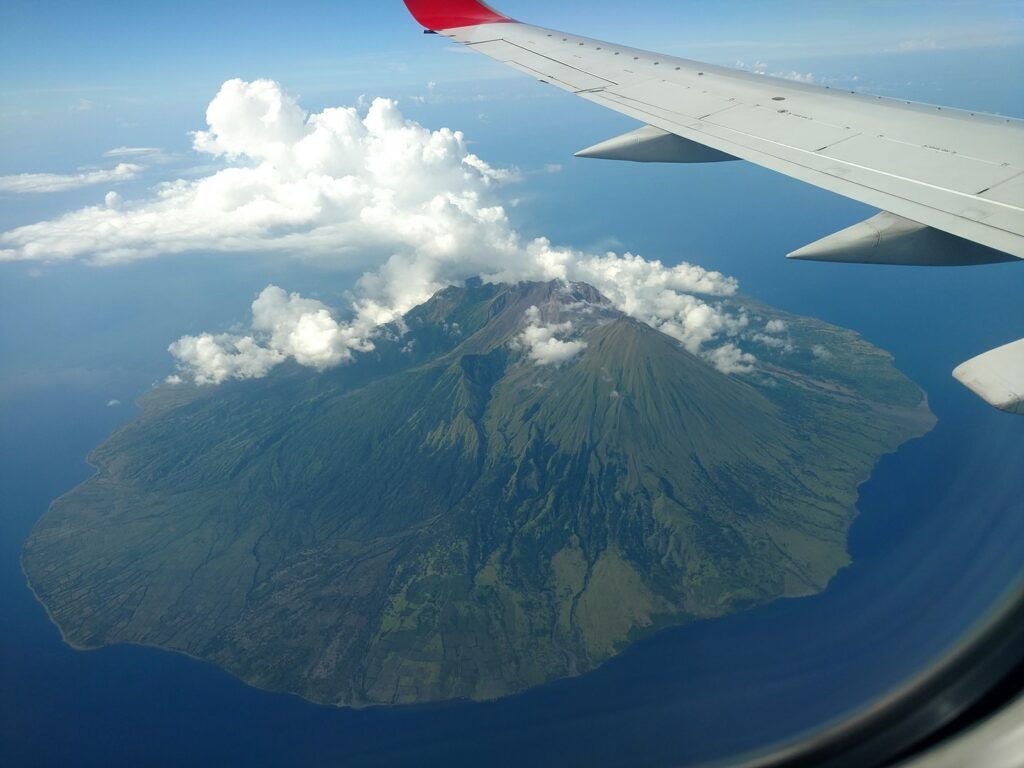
xmin=2 ymin=1 xmax=1022 ymax=123
xmin=3 ymin=0 xmax=1023 ymax=91
xmin=1 ymin=1 xmax=1021 ymax=203
xmin=0 ymin=0 xmax=1021 ymax=390
xmin=0 ymin=1 xmax=1020 ymax=172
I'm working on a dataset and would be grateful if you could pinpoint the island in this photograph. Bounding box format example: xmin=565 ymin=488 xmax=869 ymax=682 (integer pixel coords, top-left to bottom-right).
xmin=23 ymin=280 xmax=935 ymax=706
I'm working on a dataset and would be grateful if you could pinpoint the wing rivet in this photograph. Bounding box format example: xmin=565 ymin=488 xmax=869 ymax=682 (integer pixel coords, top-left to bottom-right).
xmin=773 ymin=97 xmax=786 ymax=101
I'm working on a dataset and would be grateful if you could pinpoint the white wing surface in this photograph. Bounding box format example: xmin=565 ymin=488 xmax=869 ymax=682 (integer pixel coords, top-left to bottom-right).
xmin=402 ymin=0 xmax=1024 ymax=413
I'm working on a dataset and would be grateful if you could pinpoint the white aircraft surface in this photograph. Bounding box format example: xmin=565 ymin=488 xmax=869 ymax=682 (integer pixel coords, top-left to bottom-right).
xmin=402 ymin=0 xmax=1024 ymax=415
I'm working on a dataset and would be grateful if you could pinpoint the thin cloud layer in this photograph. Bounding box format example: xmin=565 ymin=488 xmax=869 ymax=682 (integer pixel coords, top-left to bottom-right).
xmin=1 ymin=78 xmax=756 ymax=381
xmin=104 ymin=147 xmax=164 ymax=157
xmin=0 ymin=163 xmax=142 ymax=194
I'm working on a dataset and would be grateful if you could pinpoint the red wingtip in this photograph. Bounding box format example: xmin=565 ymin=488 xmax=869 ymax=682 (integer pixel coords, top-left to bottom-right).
xmin=403 ymin=0 xmax=512 ymax=31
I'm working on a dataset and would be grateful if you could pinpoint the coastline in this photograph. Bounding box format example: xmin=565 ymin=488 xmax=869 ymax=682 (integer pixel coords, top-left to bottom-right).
xmin=17 ymin=349 xmax=938 ymax=711
xmin=20 ymin=408 xmax=935 ymax=711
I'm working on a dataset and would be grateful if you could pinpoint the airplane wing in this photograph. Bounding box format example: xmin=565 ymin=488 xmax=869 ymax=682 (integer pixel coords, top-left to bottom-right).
xmin=401 ymin=0 xmax=1024 ymax=414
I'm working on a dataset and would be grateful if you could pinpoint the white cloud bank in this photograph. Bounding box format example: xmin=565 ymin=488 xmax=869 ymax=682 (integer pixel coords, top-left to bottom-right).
xmin=168 ymin=286 xmax=376 ymax=385
xmin=1 ymin=78 xmax=757 ymax=382
xmin=0 ymin=163 xmax=143 ymax=194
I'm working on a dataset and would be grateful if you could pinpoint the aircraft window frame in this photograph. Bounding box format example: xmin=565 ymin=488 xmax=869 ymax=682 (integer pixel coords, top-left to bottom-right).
xmin=728 ymin=581 xmax=1024 ymax=768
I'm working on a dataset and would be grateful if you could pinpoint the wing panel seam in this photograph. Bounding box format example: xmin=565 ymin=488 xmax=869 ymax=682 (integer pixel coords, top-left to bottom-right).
xmin=495 ymin=38 xmax=618 ymax=86
xmin=600 ymin=92 xmax=1024 ymax=219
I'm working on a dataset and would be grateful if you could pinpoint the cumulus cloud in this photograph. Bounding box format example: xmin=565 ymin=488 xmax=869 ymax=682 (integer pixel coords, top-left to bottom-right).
xmin=559 ymin=251 xmax=741 ymax=355
xmin=747 ymin=317 xmax=794 ymax=353
xmin=705 ymin=343 xmax=757 ymax=375
xmin=736 ymin=60 xmax=822 ymax=85
xmin=514 ymin=306 xmax=587 ymax=366
xmin=169 ymin=286 xmax=375 ymax=385
xmin=0 ymin=78 xmax=521 ymax=266
xmin=2 ymin=78 xmax=759 ymax=381
xmin=752 ymin=333 xmax=789 ymax=350
xmin=168 ymin=333 xmax=284 ymax=386
xmin=0 ymin=163 xmax=143 ymax=194
xmin=773 ymin=71 xmax=816 ymax=84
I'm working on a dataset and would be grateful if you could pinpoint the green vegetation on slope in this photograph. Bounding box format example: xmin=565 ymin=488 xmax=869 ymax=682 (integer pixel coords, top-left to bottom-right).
xmin=23 ymin=280 xmax=934 ymax=706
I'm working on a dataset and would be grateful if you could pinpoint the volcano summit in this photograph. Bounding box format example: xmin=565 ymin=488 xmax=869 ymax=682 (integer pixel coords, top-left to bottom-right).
xmin=24 ymin=280 xmax=933 ymax=706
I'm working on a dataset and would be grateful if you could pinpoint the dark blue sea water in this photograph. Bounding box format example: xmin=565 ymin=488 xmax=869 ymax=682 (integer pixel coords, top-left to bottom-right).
xmin=1 ymin=250 xmax=1022 ymax=768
